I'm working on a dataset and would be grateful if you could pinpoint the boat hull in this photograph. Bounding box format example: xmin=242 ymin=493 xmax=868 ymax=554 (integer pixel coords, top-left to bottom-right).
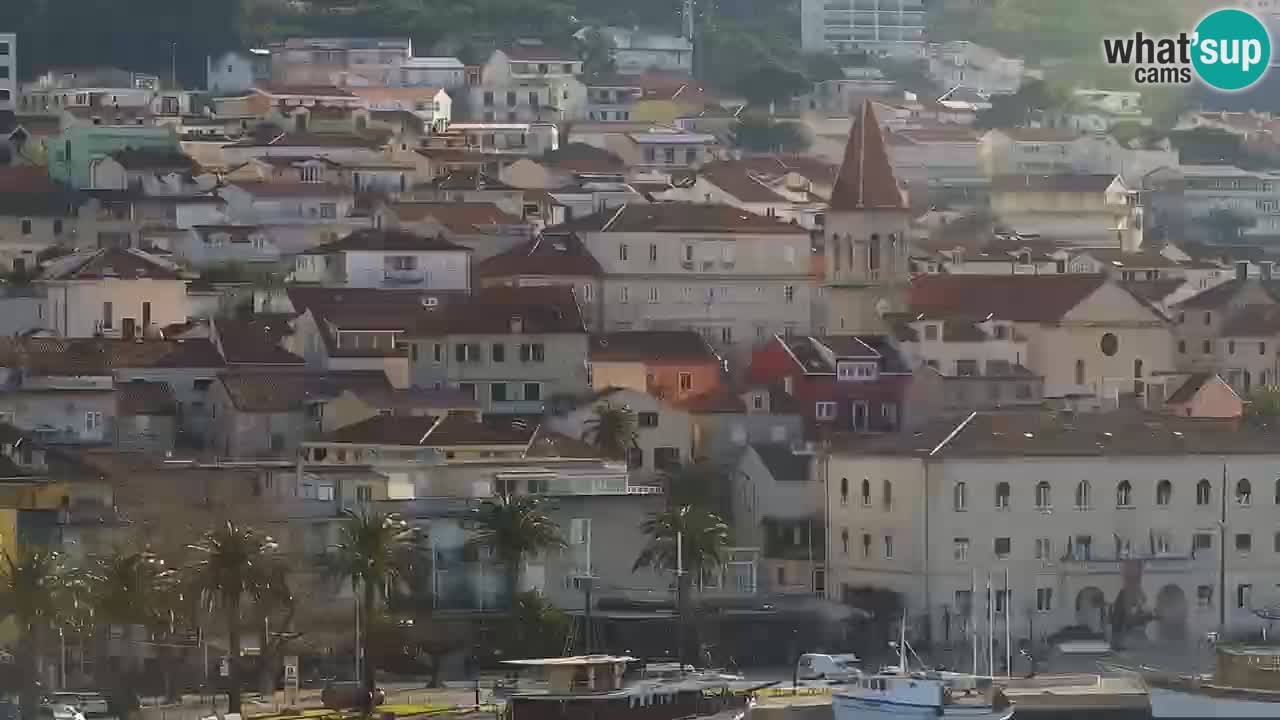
xmin=1149 ymin=685 xmax=1280 ymax=719
xmin=833 ymin=694 xmax=1014 ymax=720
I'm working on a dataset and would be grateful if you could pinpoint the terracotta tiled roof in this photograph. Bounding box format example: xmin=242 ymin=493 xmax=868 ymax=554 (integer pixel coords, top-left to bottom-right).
xmin=410 ymin=285 xmax=585 ymax=336
xmin=212 ymin=319 xmax=305 ymax=365
xmin=0 ymin=338 xmax=226 ymax=375
xmin=1121 ymin=279 xmax=1185 ymax=304
xmin=698 ymin=161 xmax=787 ymax=203
xmin=1172 ymin=279 xmax=1280 ymax=309
xmin=38 ymin=248 xmax=186 ymax=281
xmin=0 ymin=191 xmax=79 ymax=218
xmin=225 ymin=132 xmax=387 ymax=149
xmin=547 ymin=202 xmax=806 ymax=235
xmin=425 ymin=169 xmax=516 ymax=191
xmin=0 ymin=167 xmax=63 ymax=193
xmin=116 ymin=380 xmax=177 ymax=416
xmin=540 ymin=143 xmax=625 ymax=174
xmin=253 ymin=83 xmax=355 ymax=97
xmin=218 ymin=370 xmax=391 ymax=413
xmin=829 ymin=100 xmax=906 ymax=211
xmin=310 ymin=228 xmax=469 ymax=253
xmin=1166 ymin=373 xmax=1214 ymax=405
xmin=1221 ymin=304 xmax=1280 ymax=337
xmin=352 ymin=386 xmax=479 ymax=411
xmin=909 ymin=274 xmax=1109 ymax=323
xmin=589 ymin=331 xmax=717 ymax=363
xmin=328 ymin=413 xmax=536 ymax=447
xmin=386 ymin=202 xmax=525 ymax=234
xmin=891 ymin=127 xmax=981 ymax=144
xmin=476 ymin=233 xmax=603 ymax=278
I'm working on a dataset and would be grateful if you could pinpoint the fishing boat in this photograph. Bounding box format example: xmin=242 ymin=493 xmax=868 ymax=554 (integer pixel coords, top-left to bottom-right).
xmin=831 ymin=619 xmax=1013 ymax=720
xmin=1144 ymin=645 xmax=1280 ymax=719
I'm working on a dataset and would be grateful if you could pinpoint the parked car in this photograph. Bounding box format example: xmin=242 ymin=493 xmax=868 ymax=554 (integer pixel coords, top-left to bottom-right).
xmin=796 ymin=653 xmax=860 ymax=681
xmin=320 ymin=682 xmax=384 ymax=710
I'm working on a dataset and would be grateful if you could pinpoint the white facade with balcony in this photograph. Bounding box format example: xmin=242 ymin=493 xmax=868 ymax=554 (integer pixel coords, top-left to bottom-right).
xmin=0 ymin=34 xmax=15 ymax=112
xmin=294 ymin=247 xmax=470 ymax=290
xmin=801 ymin=0 xmax=926 ymax=56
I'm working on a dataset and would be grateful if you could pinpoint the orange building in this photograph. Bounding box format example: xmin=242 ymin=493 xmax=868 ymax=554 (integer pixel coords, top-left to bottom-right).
xmin=589 ymin=331 xmax=723 ymax=401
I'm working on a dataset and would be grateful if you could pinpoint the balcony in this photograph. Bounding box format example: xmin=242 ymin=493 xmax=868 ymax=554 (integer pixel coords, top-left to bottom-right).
xmin=489 ymin=399 xmax=545 ymax=414
xmin=1056 ymin=552 xmax=1202 ymax=575
xmin=383 ymin=268 xmax=428 ymax=285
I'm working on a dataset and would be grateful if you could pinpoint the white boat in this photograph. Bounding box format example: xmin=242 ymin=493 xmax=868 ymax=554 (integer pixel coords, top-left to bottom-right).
xmin=1144 ymin=645 xmax=1280 ymax=719
xmin=831 ymin=619 xmax=1013 ymax=720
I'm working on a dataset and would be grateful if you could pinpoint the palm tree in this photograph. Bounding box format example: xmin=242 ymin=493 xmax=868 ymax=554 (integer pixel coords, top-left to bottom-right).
xmin=330 ymin=509 xmax=423 ymax=712
xmin=252 ymin=563 xmax=296 ymax=696
xmin=0 ymin=551 xmax=71 ymax=720
xmin=634 ymin=506 xmax=731 ymax=666
xmin=473 ymin=493 xmax=566 ymax=605
xmin=81 ymin=549 xmax=175 ymax=708
xmin=661 ymin=461 xmax=730 ymax=517
xmin=581 ymin=402 xmax=638 ymax=460
xmin=187 ymin=523 xmax=280 ymax=715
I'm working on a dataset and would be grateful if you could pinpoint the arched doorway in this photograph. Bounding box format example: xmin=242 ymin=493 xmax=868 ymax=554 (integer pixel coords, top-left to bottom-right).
xmin=1075 ymin=587 xmax=1106 ymax=632
xmin=1154 ymin=585 xmax=1189 ymax=645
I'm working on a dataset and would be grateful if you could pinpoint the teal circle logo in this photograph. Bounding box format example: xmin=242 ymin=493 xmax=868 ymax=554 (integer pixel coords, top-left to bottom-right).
xmin=1192 ymin=8 xmax=1271 ymax=91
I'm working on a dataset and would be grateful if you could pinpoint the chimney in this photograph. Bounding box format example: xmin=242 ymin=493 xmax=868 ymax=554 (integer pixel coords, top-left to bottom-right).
xmin=1263 ymin=261 xmax=1274 ymax=282
xmin=1236 ymin=261 xmax=1250 ymax=281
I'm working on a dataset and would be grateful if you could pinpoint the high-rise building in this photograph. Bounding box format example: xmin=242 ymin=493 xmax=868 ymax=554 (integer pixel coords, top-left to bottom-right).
xmin=800 ymin=0 xmax=925 ymax=58
xmin=0 ymin=33 xmax=16 ymax=112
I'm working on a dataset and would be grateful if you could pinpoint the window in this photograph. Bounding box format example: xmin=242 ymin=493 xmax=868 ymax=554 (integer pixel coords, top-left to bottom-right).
xmin=840 ymin=477 xmax=848 ymax=506
xmin=318 ymin=203 xmax=337 ymax=219
xmin=860 ymin=479 xmax=871 ymax=507
xmin=1036 ymin=587 xmax=1053 ymax=612
xmin=355 ymin=485 xmax=373 ymax=502
xmin=883 ymin=535 xmax=894 ymax=559
xmin=1157 ymin=479 xmax=1172 ymax=506
xmin=994 ymin=589 xmax=1011 ymax=614
xmin=1274 ymin=531 xmax=1280 ymax=554
xmin=955 ymin=359 xmax=978 ymax=377
xmin=1034 ymin=537 xmax=1052 ymax=560
xmin=1237 ymin=533 xmax=1253 ymax=554
xmin=626 ymin=447 xmax=643 ymax=469
xmin=924 ymin=324 xmax=939 ymax=341
xmin=678 ymin=372 xmax=692 ymax=392
xmin=784 ymin=285 xmax=795 ymax=303
xmin=53 ymin=220 xmax=62 ymax=236
xmin=20 ymin=219 xmax=31 ymax=235
xmin=1074 ymin=480 xmax=1091 ymax=509
xmin=686 ymin=148 xmax=698 ymax=164
xmin=815 ymin=401 xmax=837 ymax=420
xmin=84 ymin=412 xmax=103 ymax=433
xmin=455 ymin=343 xmax=481 ymax=363
xmin=841 ymin=528 xmax=849 ymax=554
xmin=664 ymin=147 xmax=676 ymax=164
xmin=102 ymin=301 xmax=113 ymax=330
xmin=519 ymin=343 xmax=545 ymax=362
xmin=528 ymin=90 xmax=539 ymax=106
xmin=433 ymin=343 xmax=444 ymax=363
xmin=861 ymin=533 xmax=871 ymax=559
xmin=1197 ymin=585 xmax=1214 ymax=608
xmin=1074 ymin=359 xmax=1085 ymax=385
xmin=492 ymin=343 xmax=506 ymax=363
xmin=638 ymin=412 xmax=659 ymax=428
xmin=1178 ymin=340 xmax=1186 ymax=353
xmin=1035 ymin=481 xmax=1051 ymax=509
xmin=619 ymin=286 xmax=629 ymax=303
xmin=882 ymin=480 xmax=892 ymax=510
xmin=1203 ymin=340 xmax=1211 ymax=354
xmin=618 ymin=244 xmax=628 ymax=262
xmin=654 ymin=447 xmax=680 ymax=471
xmin=1197 ymin=479 xmax=1212 ymax=506
xmin=953 ymin=482 xmax=967 ymax=511
xmin=1194 ymin=533 xmax=1213 ymax=553
xmin=1154 ymin=532 xmax=1172 ymax=555
xmin=491 ymin=383 xmax=508 ymax=402
xmin=648 ymin=287 xmax=659 ymax=303
xmin=1100 ymin=332 xmax=1119 ymax=356
xmin=995 ymin=482 xmax=1010 ymax=509
xmin=953 ymin=537 xmax=969 ymax=561
xmin=1116 ymin=480 xmax=1133 ymax=507
xmin=649 ymin=243 xmax=658 ymax=263
xmin=994 ymin=537 xmax=1011 ymax=559
xmin=1238 ymin=583 xmax=1252 ymax=609
xmin=1237 ymin=478 xmax=1253 ymax=505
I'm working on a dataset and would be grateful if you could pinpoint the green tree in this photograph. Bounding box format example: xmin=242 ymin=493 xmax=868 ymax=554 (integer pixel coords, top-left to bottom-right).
xmin=330 ymin=510 xmax=423 ymax=711
xmin=0 ymin=551 xmax=72 ymax=720
xmin=186 ymin=523 xmax=281 ymax=715
xmin=974 ymin=78 xmax=1063 ymax=129
xmin=504 ymin=591 xmax=570 ymax=658
xmin=473 ymin=494 xmax=566 ymax=605
xmin=662 ymin=461 xmax=731 ymax=518
xmin=252 ymin=563 xmax=297 ymax=696
xmin=732 ymin=64 xmax=809 ymax=107
xmin=582 ymin=402 xmax=639 ymax=460
xmin=578 ymin=28 xmax=617 ymax=77
xmin=1245 ymin=385 xmax=1280 ymax=427
xmin=82 ymin=549 xmax=176 ymax=707
xmin=634 ymin=506 xmax=730 ymax=666
xmin=730 ymin=117 xmax=811 ymax=153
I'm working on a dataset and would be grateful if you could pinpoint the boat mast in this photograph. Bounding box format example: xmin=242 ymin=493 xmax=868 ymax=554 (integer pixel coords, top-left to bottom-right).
xmin=1004 ymin=567 xmax=1011 ymax=677
xmin=987 ymin=570 xmax=994 ymax=678
xmin=1219 ymin=461 xmax=1227 ymax=636
xmin=970 ymin=568 xmax=977 ymax=676
xmin=899 ymin=608 xmax=908 ymax=671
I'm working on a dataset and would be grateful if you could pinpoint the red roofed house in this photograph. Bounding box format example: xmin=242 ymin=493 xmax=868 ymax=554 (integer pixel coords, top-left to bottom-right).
xmin=475 ymin=232 xmax=604 ymax=329
xmin=823 ymin=100 xmax=912 ymax=336
xmin=747 ymin=334 xmax=913 ymax=432
xmin=908 ymin=273 xmax=1176 ymax=401
xmin=589 ymin=330 xmax=723 ymax=400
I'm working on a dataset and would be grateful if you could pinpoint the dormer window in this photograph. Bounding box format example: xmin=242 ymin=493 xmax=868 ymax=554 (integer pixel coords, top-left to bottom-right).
xmin=837 ymin=361 xmax=877 ymax=381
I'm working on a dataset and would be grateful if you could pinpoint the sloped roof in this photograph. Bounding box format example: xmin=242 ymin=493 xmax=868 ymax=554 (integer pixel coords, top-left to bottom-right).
xmin=589 ymin=331 xmax=718 ymax=363
xmin=476 ymin=233 xmax=603 ymax=278
xmin=540 ymin=143 xmax=626 ymax=174
xmin=751 ymin=443 xmax=813 ymax=482
xmin=328 ymin=413 xmax=537 ymax=447
xmin=1220 ymin=304 xmax=1280 ymax=337
xmin=1173 ymin=279 xmax=1280 ymax=309
xmin=410 ymin=285 xmax=585 ymax=336
xmin=213 ymin=319 xmax=305 ymax=365
xmin=227 ymin=182 xmax=350 ymax=199
xmin=1166 ymin=373 xmax=1214 ymax=405
xmin=109 ymin=148 xmax=199 ymax=173
xmin=698 ymin=161 xmax=787 ymax=203
xmin=386 ymin=202 xmax=524 ymax=234
xmin=116 ymin=380 xmax=178 ymax=416
xmin=218 ymin=370 xmax=391 ymax=413
xmin=0 ymin=338 xmax=225 ymax=374
xmin=426 ymin=169 xmax=516 ymax=191
xmin=38 ymin=248 xmax=186 ymax=281
xmin=829 ymin=100 xmax=906 ymax=211
xmin=990 ymin=174 xmax=1118 ymax=194
xmin=309 ymin=228 xmax=469 ymax=253
xmin=503 ymin=45 xmax=579 ymax=62
xmin=547 ymin=202 xmax=805 ymax=235
xmin=909 ymin=274 xmax=1109 ymax=323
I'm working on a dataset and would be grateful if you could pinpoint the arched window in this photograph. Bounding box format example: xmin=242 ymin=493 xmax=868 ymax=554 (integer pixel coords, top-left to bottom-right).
xmin=841 ymin=528 xmax=849 ymax=555
xmin=1197 ymin=479 xmax=1212 ymax=506
xmin=995 ymin=481 xmax=1010 ymax=509
xmin=868 ymin=234 xmax=881 ymax=271
xmin=1116 ymin=480 xmax=1132 ymax=507
xmin=861 ymin=533 xmax=871 ymax=558
xmin=953 ymin=482 xmax=967 ymax=511
xmin=840 ymin=477 xmax=849 ymax=506
xmin=1035 ymin=481 xmax=1051 ymax=509
xmin=860 ymin=478 xmax=871 ymax=506
xmin=1237 ymin=478 xmax=1253 ymax=506
xmin=1075 ymin=480 xmax=1091 ymax=509
xmin=1075 ymin=359 xmax=1086 ymax=386
xmin=882 ymin=479 xmax=893 ymax=510
xmin=1156 ymin=479 xmax=1172 ymax=506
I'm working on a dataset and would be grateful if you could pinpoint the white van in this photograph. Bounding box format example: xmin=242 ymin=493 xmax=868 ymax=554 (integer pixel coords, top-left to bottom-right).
xmin=796 ymin=653 xmax=860 ymax=681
